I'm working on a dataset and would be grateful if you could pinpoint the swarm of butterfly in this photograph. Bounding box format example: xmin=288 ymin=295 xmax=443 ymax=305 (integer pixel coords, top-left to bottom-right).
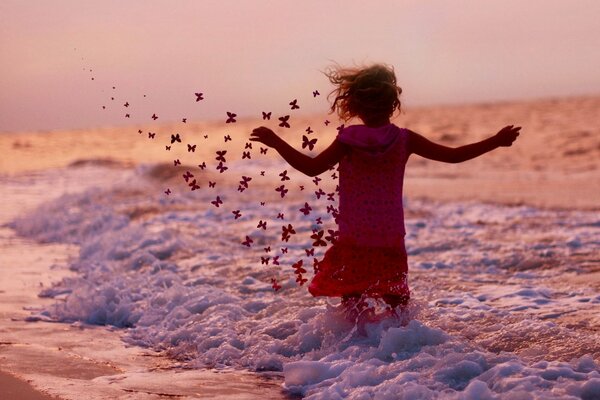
xmin=84 ymin=60 xmax=344 ymax=293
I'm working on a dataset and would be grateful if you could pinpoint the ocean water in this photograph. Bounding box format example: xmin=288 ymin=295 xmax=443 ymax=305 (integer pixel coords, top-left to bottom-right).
xmin=7 ymin=160 xmax=600 ymax=399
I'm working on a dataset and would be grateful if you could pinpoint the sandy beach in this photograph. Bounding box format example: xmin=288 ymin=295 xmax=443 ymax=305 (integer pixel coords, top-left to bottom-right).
xmin=1 ymin=95 xmax=599 ymax=399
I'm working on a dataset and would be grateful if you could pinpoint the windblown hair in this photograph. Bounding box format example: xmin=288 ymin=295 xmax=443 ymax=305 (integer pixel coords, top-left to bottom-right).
xmin=325 ymin=63 xmax=402 ymax=122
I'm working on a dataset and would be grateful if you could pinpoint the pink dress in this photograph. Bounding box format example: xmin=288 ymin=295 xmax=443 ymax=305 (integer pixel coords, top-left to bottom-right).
xmin=308 ymin=123 xmax=410 ymax=303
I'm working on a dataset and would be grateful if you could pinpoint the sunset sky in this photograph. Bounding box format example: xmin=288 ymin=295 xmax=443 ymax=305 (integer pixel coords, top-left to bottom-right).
xmin=1 ymin=0 xmax=599 ymax=133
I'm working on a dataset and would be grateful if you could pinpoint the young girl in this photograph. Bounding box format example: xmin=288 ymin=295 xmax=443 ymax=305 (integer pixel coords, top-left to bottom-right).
xmin=250 ymin=63 xmax=520 ymax=314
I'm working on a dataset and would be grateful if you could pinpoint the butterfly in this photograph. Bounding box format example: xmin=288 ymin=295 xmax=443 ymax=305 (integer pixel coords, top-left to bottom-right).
xmin=279 ymin=170 xmax=290 ymax=181
xmin=313 ymin=258 xmax=322 ymax=273
xmin=111 ymin=97 xmax=115 ymax=100
xmin=208 ymin=181 xmax=216 ymax=188
xmin=226 ymin=112 xmax=237 ymax=123
xmin=239 ymin=176 xmax=252 ymax=188
xmin=215 ymin=150 xmax=227 ymax=162
xmin=337 ymin=124 xmax=345 ymax=132
xmin=182 ymin=118 xmax=187 ymax=123
xmin=148 ymin=132 xmax=156 ymax=139
xmin=152 ymin=113 xmax=158 ymax=120
xmin=260 ymin=147 xmax=268 ymax=155
xmin=102 ymin=106 xmax=106 ymax=110
xmin=242 ymin=151 xmax=251 ymax=160
xmin=211 ymin=196 xmax=223 ymax=207
xmin=277 ymin=212 xmax=284 ymax=220
xmin=182 ymin=171 xmax=194 ymax=182
xmin=272 ymin=256 xmax=280 ymax=266
xmin=261 ymin=257 xmax=270 ymax=265
xmin=171 ymin=133 xmax=182 ymax=144
xmin=138 ymin=129 xmax=143 ymax=134
xmin=241 ymin=235 xmax=253 ymax=247
xmin=324 ymin=120 xmax=330 ymax=126
xmin=112 ymin=86 xmax=116 ymax=90
xmin=260 ymin=201 xmax=265 ymax=206
xmin=299 ymin=202 xmax=312 ymax=215
xmin=278 ymin=115 xmax=290 ymax=128
xmin=299 ymin=185 xmax=304 ymax=191
xmin=289 ymin=99 xmax=299 ymax=110
xmin=302 ymin=135 xmax=317 ymax=151
xmin=292 ymin=260 xmax=306 ymax=274
xmin=315 ymin=217 xmax=323 ymax=225
xmin=271 ymin=278 xmax=282 ymax=292
xmin=173 ymin=159 xmax=181 ymax=166
xmin=125 ymin=114 xmax=130 ymax=118
xmin=262 ymin=111 xmax=271 ymax=120
xmin=165 ymin=145 xmax=171 ymax=151
xmin=257 ymin=220 xmax=267 ymax=230
xmin=325 ymin=229 xmax=339 ymax=244
xmin=281 ymin=247 xmax=288 ymax=254
xmin=313 ymin=90 xmax=320 ymax=97
xmin=245 ymin=142 xmax=252 ymax=149
xmin=331 ymin=172 xmax=338 ymax=180
xmin=232 ymin=210 xmax=242 ymax=219
xmin=224 ymin=134 xmax=232 ymax=142
xmin=305 ymin=126 xmax=313 ymax=134
xmin=264 ymin=246 xmax=271 ymax=253
xmin=189 ymin=180 xmax=200 ymax=191
xmin=164 ymin=188 xmax=171 ymax=195
xmin=188 ymin=144 xmax=196 ymax=152
xmin=260 ymin=171 xmax=265 ymax=176
xmin=311 ymin=230 xmax=327 ymax=247
xmin=275 ymin=185 xmax=288 ymax=198
xmin=204 ymin=134 xmax=208 ymax=139
xmin=216 ymin=162 xmax=228 ymax=173
xmin=315 ymin=188 xmax=326 ymax=199
xmin=313 ymin=176 xmax=322 ymax=186
xmin=281 ymin=224 xmax=295 ymax=242
xmin=124 ymin=102 xmax=129 ymax=107
xmin=305 ymin=248 xmax=315 ymax=256
xmin=195 ymin=92 xmax=204 ymax=101
xmin=198 ymin=162 xmax=206 ymax=170
xmin=237 ymin=185 xmax=245 ymax=192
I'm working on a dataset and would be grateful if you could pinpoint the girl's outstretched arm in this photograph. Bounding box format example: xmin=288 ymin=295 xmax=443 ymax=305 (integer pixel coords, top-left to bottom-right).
xmin=408 ymin=125 xmax=521 ymax=163
xmin=250 ymin=126 xmax=347 ymax=177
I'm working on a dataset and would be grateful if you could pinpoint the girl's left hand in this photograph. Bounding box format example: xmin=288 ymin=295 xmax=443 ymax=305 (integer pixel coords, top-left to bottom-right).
xmin=249 ymin=127 xmax=282 ymax=148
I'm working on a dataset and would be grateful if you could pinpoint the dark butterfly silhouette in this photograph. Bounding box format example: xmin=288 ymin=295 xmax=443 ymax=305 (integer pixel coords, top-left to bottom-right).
xmin=171 ymin=133 xmax=182 ymax=144
xmin=111 ymin=97 xmax=115 ymax=100
xmin=327 ymin=193 xmax=335 ymax=201
xmin=260 ymin=171 xmax=265 ymax=176
xmin=165 ymin=145 xmax=171 ymax=151
xmin=315 ymin=188 xmax=325 ymax=199
xmin=183 ymin=171 xmax=194 ymax=182
xmin=277 ymin=212 xmax=284 ymax=220
xmin=281 ymin=224 xmax=296 ymax=242
xmin=306 ymin=126 xmax=313 ymax=134
xmin=313 ymin=258 xmax=322 ymax=273
xmin=272 ymin=256 xmax=280 ymax=266
xmin=215 ymin=150 xmax=227 ymax=162
xmin=124 ymin=102 xmax=129 ymax=107
xmin=289 ymin=99 xmax=299 ymax=110
xmin=152 ymin=113 xmax=158 ymax=120
xmin=232 ymin=210 xmax=242 ymax=219
xmin=239 ymin=176 xmax=252 ymax=188
xmin=313 ymin=176 xmax=322 ymax=186
xmin=242 ymin=151 xmax=251 ymax=160
xmin=224 ymin=135 xmax=232 ymax=142
xmin=112 ymin=86 xmax=116 ymax=90
xmin=305 ymin=248 xmax=315 ymax=256
xmin=195 ymin=92 xmax=204 ymax=101
xmin=245 ymin=142 xmax=252 ymax=149
xmin=271 ymin=278 xmax=282 ymax=292
xmin=241 ymin=235 xmax=253 ymax=247
xmin=188 ymin=144 xmax=196 ymax=152
xmin=138 ymin=130 xmax=143 ymax=134
xmin=257 ymin=220 xmax=267 ymax=230
xmin=275 ymin=185 xmax=288 ymax=198
xmin=148 ymin=132 xmax=156 ymax=139
xmin=324 ymin=120 xmax=330 ymax=126
xmin=216 ymin=162 xmax=228 ymax=173
xmin=204 ymin=135 xmax=208 ymax=139
xmin=337 ymin=124 xmax=345 ymax=132
xmin=125 ymin=114 xmax=130 ymax=118
xmin=174 ymin=159 xmax=181 ymax=166
xmin=226 ymin=112 xmax=237 ymax=123
xmin=262 ymin=111 xmax=271 ymax=120
xmin=281 ymin=247 xmax=288 ymax=254
xmin=164 ymin=188 xmax=171 ymax=195
xmin=292 ymin=260 xmax=306 ymax=274
xmin=325 ymin=229 xmax=339 ymax=244
xmin=313 ymin=90 xmax=320 ymax=97
xmin=260 ymin=147 xmax=268 ymax=155
xmin=299 ymin=202 xmax=312 ymax=215
xmin=212 ymin=196 xmax=223 ymax=207
xmin=315 ymin=217 xmax=323 ymax=225
xmin=261 ymin=257 xmax=270 ymax=265
xmin=189 ymin=180 xmax=200 ymax=191
xmin=260 ymin=201 xmax=265 ymax=206
xmin=198 ymin=162 xmax=206 ymax=170
xmin=264 ymin=246 xmax=271 ymax=253
xmin=182 ymin=118 xmax=187 ymax=123
xmin=299 ymin=185 xmax=304 ymax=191
xmin=331 ymin=172 xmax=338 ymax=180
xmin=209 ymin=181 xmax=216 ymax=188
xmin=302 ymin=135 xmax=317 ymax=151
xmin=102 ymin=106 xmax=106 ymax=109
xmin=237 ymin=185 xmax=246 ymax=193
xmin=279 ymin=170 xmax=290 ymax=181
xmin=278 ymin=115 xmax=290 ymax=128
xmin=311 ymin=230 xmax=327 ymax=247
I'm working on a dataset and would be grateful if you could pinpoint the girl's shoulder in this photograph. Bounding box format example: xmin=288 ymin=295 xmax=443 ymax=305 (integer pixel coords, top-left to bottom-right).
xmin=337 ymin=123 xmax=408 ymax=152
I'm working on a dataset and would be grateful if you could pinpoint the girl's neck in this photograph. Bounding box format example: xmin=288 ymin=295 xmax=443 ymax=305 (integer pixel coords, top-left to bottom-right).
xmin=360 ymin=116 xmax=391 ymax=128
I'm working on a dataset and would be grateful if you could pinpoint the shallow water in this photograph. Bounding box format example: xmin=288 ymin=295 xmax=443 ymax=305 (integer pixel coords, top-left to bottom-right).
xmin=5 ymin=160 xmax=600 ymax=399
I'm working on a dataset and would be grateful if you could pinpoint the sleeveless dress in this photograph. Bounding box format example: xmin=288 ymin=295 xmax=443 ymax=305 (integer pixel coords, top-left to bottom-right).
xmin=308 ymin=123 xmax=410 ymax=304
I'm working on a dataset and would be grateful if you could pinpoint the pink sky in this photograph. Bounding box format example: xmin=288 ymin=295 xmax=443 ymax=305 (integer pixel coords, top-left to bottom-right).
xmin=1 ymin=0 xmax=599 ymax=133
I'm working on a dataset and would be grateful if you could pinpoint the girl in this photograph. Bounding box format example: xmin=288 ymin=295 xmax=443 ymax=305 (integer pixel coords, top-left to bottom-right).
xmin=250 ymin=63 xmax=520 ymax=315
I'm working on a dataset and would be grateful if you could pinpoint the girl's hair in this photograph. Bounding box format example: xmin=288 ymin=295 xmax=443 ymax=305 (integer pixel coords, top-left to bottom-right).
xmin=324 ymin=63 xmax=402 ymax=122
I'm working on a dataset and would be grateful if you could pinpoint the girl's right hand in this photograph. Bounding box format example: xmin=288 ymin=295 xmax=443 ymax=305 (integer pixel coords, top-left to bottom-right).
xmin=494 ymin=125 xmax=521 ymax=147
xmin=250 ymin=127 xmax=282 ymax=149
